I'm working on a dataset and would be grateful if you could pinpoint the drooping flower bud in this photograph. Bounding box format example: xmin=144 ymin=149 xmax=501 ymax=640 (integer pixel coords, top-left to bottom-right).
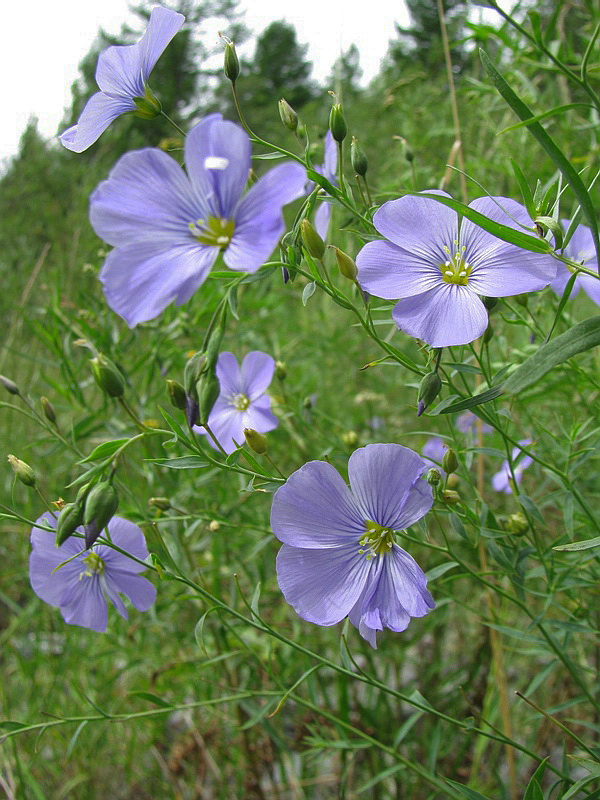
xmin=482 ymin=324 xmax=494 ymax=345
xmin=83 ymin=481 xmax=119 ymax=548
xmin=442 ymin=448 xmax=458 ymax=475
xmin=333 ymin=247 xmax=358 ymax=281
xmin=7 ymin=454 xmax=36 ymax=487
xmin=0 ymin=375 xmax=20 ymax=395
xmin=279 ymin=98 xmax=298 ymax=132
xmin=301 ymin=219 xmax=325 ymax=260
xmin=149 ymin=496 xmax=171 ymax=511
xmin=417 ymin=372 xmax=442 ymax=416
xmin=184 ymin=351 xmax=207 ymax=397
xmin=441 ymin=489 xmax=461 ymax=505
xmin=342 ymin=430 xmax=359 ymax=448
xmin=506 ymin=512 xmax=529 ymax=535
xmin=275 ymin=361 xmax=287 ymax=381
xmin=350 ymin=137 xmax=368 ymax=176
xmin=91 ymin=354 xmax=125 ymax=398
xmin=40 ymin=396 xmax=57 ymax=424
xmin=244 ymin=427 xmax=268 ymax=454
xmin=329 ymin=103 xmax=347 ymax=143
xmin=224 ymin=40 xmax=240 ymax=83
xmin=166 ymin=379 xmax=187 ymax=411
xmin=426 ymin=468 xmax=442 ymax=486
xmin=55 ymin=501 xmax=85 ymax=546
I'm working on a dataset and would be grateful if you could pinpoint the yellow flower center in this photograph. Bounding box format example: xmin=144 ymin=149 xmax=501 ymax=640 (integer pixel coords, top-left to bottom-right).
xmin=189 ymin=216 xmax=235 ymax=248
xmin=81 ymin=551 xmax=105 ymax=577
xmin=439 ymin=243 xmax=472 ymax=285
xmin=359 ymin=520 xmax=395 ymax=559
xmin=232 ymin=392 xmax=250 ymax=411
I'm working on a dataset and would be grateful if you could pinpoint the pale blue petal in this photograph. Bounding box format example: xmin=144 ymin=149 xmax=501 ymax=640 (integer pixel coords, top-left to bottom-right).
xmin=240 ymin=351 xmax=275 ymax=398
xmin=105 ymin=569 xmax=156 ymax=612
xmin=314 ymin=202 xmax=331 ymax=240
xmin=61 ymin=575 xmax=108 ymax=633
xmin=60 ymin=92 xmax=135 ymax=153
xmin=373 ymin=192 xmax=457 ymax=255
xmin=244 ymin=395 xmax=278 ymax=434
xmin=356 ymin=239 xmax=441 ymax=300
xmin=96 ymin=517 xmax=150 ymax=573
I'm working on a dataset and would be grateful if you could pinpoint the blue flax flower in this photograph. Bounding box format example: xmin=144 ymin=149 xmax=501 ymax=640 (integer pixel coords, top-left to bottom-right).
xmin=356 ymin=192 xmax=557 ymax=347
xmin=492 ymin=439 xmax=533 ymax=494
xmin=313 ymin=131 xmax=338 ymax=239
xmin=271 ymin=443 xmax=434 ymax=648
xmin=90 ymin=113 xmax=306 ymax=326
xmin=60 ymin=6 xmax=184 ymax=152
xmin=30 ymin=514 xmax=156 ymax=632
xmin=195 ymin=351 xmax=278 ymax=455
xmin=551 ymin=221 xmax=600 ymax=306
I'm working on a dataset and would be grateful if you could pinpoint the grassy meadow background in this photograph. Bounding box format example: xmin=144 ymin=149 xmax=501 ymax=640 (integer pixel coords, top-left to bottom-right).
xmin=1 ymin=0 xmax=600 ymax=797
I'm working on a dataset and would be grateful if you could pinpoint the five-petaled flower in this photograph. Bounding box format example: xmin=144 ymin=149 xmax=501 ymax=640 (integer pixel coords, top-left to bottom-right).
xmin=492 ymin=439 xmax=533 ymax=494
xmin=30 ymin=514 xmax=156 ymax=632
xmin=195 ymin=351 xmax=278 ymax=455
xmin=90 ymin=113 xmax=307 ymax=326
xmin=60 ymin=6 xmax=184 ymax=153
xmin=271 ymin=443 xmax=435 ymax=648
xmin=550 ymin=221 xmax=600 ymax=307
xmin=356 ymin=191 xmax=557 ymax=347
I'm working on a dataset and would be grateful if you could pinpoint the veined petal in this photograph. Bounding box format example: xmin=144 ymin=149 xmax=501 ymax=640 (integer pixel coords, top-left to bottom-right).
xmin=348 ymin=444 xmax=431 ymax=530
xmin=95 ymin=7 xmax=184 ymax=97
xmin=276 ymin=543 xmax=373 ymax=625
xmin=104 ymin=569 xmax=156 ymax=612
xmin=29 ymin=515 xmax=86 ymax=605
xmin=463 ymin=196 xmax=556 ymax=295
xmin=244 ymin=395 xmax=278 ymax=434
xmin=241 ymin=352 xmax=275 ymax=399
xmin=100 ymin=241 xmax=217 ymax=327
xmin=356 ymin=240 xmax=442 ymax=300
xmin=96 ymin=517 xmax=150 ymax=573
xmin=392 ymin=284 xmax=488 ymax=347
xmin=224 ymin=162 xmax=307 ymax=273
xmin=61 ymin=576 xmax=108 ymax=633
xmin=215 ymin=352 xmax=242 ymax=397
xmin=60 ymin=92 xmax=135 ymax=153
xmin=271 ymin=461 xmax=365 ymax=548
xmin=550 ymin=262 xmax=581 ymax=298
xmin=373 ymin=192 xmax=458 ymax=259
xmin=185 ymin=115 xmax=251 ymax=219
xmin=201 ymin=407 xmax=244 ymax=454
xmin=90 ymin=148 xmax=197 ymax=247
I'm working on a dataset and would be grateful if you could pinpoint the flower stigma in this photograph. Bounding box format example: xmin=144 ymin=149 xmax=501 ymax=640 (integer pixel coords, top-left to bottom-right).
xmin=81 ymin=551 xmax=105 ymax=578
xmin=232 ymin=392 xmax=250 ymax=411
xmin=189 ymin=216 xmax=235 ymax=248
xmin=359 ymin=520 xmax=395 ymax=559
xmin=439 ymin=242 xmax=471 ymax=285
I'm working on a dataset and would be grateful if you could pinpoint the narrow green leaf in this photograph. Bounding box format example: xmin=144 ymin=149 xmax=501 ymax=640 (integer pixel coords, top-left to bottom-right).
xmin=129 ymin=691 xmax=173 ymax=708
xmin=480 ymin=49 xmax=600 ymax=263
xmin=502 ymin=316 xmax=600 ymax=395
xmin=80 ymin=438 xmax=130 ymax=464
xmin=554 ymin=535 xmax=600 ymax=552
xmin=499 ymin=103 xmax=591 ymax=135
xmin=148 ymin=456 xmax=210 ymax=470
xmin=445 ymin=779 xmax=493 ymax=800
xmin=523 ymin=760 xmax=549 ymax=800
xmin=510 ymin=158 xmax=536 ymax=218
xmin=438 ymin=387 xmax=502 ymax=414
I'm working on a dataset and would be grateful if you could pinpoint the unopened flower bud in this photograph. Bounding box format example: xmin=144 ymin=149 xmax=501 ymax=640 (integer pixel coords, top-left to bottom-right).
xmin=275 ymin=361 xmax=287 ymax=381
xmin=0 ymin=375 xmax=20 ymax=395
xmin=350 ymin=137 xmax=368 ymax=176
xmin=91 ymin=354 xmax=125 ymax=398
xmin=209 ymin=519 xmax=221 ymax=532
xmin=442 ymin=448 xmax=458 ymax=475
xmin=279 ymin=98 xmax=298 ymax=132
xmin=426 ymin=468 xmax=441 ymax=486
xmin=482 ymin=296 xmax=498 ymax=311
xmin=149 ymin=497 xmax=171 ymax=511
xmin=55 ymin=501 xmax=85 ymax=546
xmin=301 ymin=219 xmax=325 ymax=260
xmin=197 ymin=372 xmax=221 ymax=426
xmin=224 ymin=40 xmax=240 ymax=83
xmin=417 ymin=372 xmax=442 ymax=416
xmin=83 ymin=481 xmax=119 ymax=548
xmin=7 ymin=454 xmax=36 ymax=487
xmin=186 ymin=394 xmax=199 ymax=428
xmin=184 ymin=351 xmax=207 ymax=397
xmin=482 ymin=324 xmax=494 ymax=344
xmin=342 ymin=430 xmax=359 ymax=448
xmin=441 ymin=489 xmax=461 ymax=505
xmin=167 ymin=379 xmax=187 ymax=411
xmin=244 ymin=427 xmax=268 ymax=454
xmin=40 ymin=396 xmax=57 ymax=424
xmin=506 ymin=512 xmax=529 ymax=535
xmin=333 ymin=247 xmax=358 ymax=281
xmin=329 ymin=103 xmax=347 ymax=143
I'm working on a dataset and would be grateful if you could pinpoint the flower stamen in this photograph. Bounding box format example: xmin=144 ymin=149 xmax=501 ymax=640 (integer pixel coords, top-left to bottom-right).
xmin=232 ymin=392 xmax=250 ymax=411
xmin=81 ymin=551 xmax=105 ymax=578
xmin=439 ymin=244 xmax=471 ymax=286
xmin=359 ymin=520 xmax=395 ymax=559
xmin=189 ymin=215 xmax=235 ymax=248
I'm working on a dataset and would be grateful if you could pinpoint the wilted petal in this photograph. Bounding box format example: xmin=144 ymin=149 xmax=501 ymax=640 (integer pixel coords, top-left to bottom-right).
xmin=373 ymin=192 xmax=457 ymax=256
xmin=271 ymin=461 xmax=365 ymax=548
xmin=392 ymin=284 xmax=488 ymax=347
xmin=185 ymin=114 xmax=251 ymax=219
xmin=241 ymin=352 xmax=275 ymax=398
xmin=357 ymin=239 xmax=441 ymax=300
xmin=224 ymin=163 xmax=307 ymax=273
xmin=348 ymin=444 xmax=431 ymax=530
xmin=276 ymin=543 xmax=373 ymax=625
xmin=100 ymin=240 xmax=217 ymax=327
xmin=90 ymin=148 xmax=197 ymax=247
xmin=60 ymin=92 xmax=136 ymax=153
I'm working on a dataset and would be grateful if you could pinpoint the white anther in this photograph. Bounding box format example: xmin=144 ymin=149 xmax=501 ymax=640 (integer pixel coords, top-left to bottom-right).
xmin=444 ymin=270 xmax=454 ymax=277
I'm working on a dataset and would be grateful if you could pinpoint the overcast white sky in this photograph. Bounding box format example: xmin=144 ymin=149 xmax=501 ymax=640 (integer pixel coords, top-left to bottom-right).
xmin=1 ymin=0 xmax=416 ymax=167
